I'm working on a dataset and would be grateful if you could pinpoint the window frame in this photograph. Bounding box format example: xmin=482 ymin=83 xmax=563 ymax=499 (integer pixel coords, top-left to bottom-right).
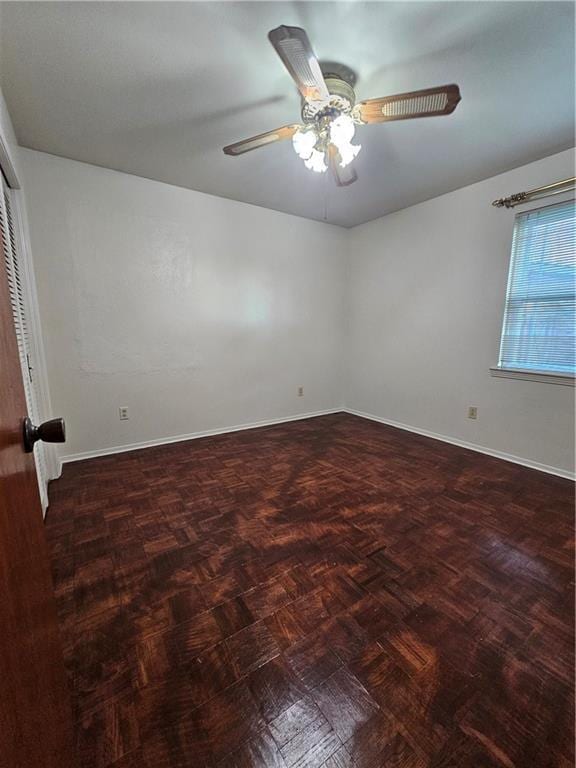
xmin=491 ymin=197 xmax=576 ymax=387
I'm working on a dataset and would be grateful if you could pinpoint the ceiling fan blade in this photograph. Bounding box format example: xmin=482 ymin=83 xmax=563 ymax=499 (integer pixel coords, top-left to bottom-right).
xmin=223 ymin=124 xmax=301 ymax=156
xmin=268 ymin=25 xmax=330 ymax=104
xmin=328 ymin=146 xmax=358 ymax=187
xmin=357 ymin=84 xmax=461 ymax=124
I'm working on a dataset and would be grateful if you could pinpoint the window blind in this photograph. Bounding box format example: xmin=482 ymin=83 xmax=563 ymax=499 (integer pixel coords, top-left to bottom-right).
xmin=498 ymin=199 xmax=575 ymax=375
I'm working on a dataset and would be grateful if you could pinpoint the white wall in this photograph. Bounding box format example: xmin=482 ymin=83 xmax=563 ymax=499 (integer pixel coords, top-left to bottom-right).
xmin=345 ymin=148 xmax=575 ymax=476
xmin=19 ymin=149 xmax=346 ymax=459
xmin=19 ymin=144 xmax=575 ymax=476
xmin=0 ymin=87 xmax=20 ymax=175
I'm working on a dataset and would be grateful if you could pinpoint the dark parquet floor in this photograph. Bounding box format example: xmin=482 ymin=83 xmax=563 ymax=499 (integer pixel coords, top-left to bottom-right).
xmin=45 ymin=413 xmax=575 ymax=768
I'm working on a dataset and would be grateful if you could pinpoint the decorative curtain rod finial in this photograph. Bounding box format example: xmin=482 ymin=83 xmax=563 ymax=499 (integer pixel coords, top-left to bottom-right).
xmin=492 ymin=192 xmax=528 ymax=208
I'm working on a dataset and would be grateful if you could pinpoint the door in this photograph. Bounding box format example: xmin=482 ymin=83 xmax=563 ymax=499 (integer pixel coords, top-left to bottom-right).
xmin=0 ymin=213 xmax=76 ymax=766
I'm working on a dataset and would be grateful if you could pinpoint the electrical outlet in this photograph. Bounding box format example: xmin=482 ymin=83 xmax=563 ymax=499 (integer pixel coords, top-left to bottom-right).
xmin=467 ymin=406 xmax=478 ymax=420
xmin=298 ymin=386 xmax=304 ymax=397
xmin=119 ymin=407 xmax=129 ymax=421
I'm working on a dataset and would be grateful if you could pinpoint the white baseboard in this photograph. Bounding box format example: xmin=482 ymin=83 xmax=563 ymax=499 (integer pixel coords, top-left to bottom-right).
xmin=58 ymin=405 xmax=575 ymax=481
xmin=344 ymin=407 xmax=575 ymax=481
xmin=59 ymin=408 xmax=344 ymax=464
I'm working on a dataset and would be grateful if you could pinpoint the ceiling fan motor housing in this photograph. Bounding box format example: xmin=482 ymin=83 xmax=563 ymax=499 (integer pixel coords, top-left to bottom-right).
xmin=301 ymin=73 xmax=357 ymax=123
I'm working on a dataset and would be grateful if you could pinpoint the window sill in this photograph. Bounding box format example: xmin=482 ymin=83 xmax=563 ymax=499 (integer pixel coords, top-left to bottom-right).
xmin=490 ymin=367 xmax=575 ymax=386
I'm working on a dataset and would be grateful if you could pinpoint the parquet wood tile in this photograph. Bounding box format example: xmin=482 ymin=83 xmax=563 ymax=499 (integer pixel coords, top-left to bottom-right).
xmin=45 ymin=413 xmax=574 ymax=767
xmin=247 ymin=656 xmax=305 ymax=722
xmin=312 ymin=666 xmax=380 ymax=742
xmin=226 ymin=619 xmax=281 ymax=678
xmin=212 ymin=594 xmax=256 ymax=638
xmin=267 ymin=697 xmax=325 ymax=749
xmin=319 ymin=745 xmax=354 ymax=768
xmin=284 ymin=630 xmax=344 ymax=691
xmin=279 ymin=712 xmax=341 ymax=768
xmin=344 ymin=710 xmax=398 ymax=768
xmin=217 ymin=728 xmax=288 ymax=768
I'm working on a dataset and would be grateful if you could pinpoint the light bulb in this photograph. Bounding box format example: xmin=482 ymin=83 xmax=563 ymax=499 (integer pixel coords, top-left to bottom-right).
xmin=304 ymin=148 xmax=328 ymax=173
xmin=292 ymin=128 xmax=317 ymax=160
xmin=330 ymin=114 xmax=355 ymax=146
xmin=336 ymin=142 xmax=361 ymax=168
xmin=329 ymin=114 xmax=361 ymax=168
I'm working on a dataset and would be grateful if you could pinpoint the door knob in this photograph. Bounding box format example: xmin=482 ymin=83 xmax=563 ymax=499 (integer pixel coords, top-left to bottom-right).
xmin=23 ymin=417 xmax=66 ymax=453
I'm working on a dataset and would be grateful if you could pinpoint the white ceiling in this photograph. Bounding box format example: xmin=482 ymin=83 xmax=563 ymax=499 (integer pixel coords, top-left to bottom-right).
xmin=0 ymin=2 xmax=574 ymax=227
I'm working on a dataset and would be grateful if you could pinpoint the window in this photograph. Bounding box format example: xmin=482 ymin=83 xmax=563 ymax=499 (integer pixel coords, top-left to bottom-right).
xmin=493 ymin=199 xmax=575 ymax=383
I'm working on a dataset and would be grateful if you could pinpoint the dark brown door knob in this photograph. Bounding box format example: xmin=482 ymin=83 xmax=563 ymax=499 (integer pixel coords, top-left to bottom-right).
xmin=23 ymin=417 xmax=66 ymax=453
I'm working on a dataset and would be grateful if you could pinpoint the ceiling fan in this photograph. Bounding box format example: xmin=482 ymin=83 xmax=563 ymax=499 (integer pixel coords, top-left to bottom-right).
xmin=223 ymin=25 xmax=461 ymax=187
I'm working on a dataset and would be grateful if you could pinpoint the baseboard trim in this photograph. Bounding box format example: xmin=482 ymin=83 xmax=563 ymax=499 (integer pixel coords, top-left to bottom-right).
xmin=59 ymin=408 xmax=344 ymax=464
xmin=344 ymin=408 xmax=575 ymax=481
xmin=58 ymin=405 xmax=575 ymax=480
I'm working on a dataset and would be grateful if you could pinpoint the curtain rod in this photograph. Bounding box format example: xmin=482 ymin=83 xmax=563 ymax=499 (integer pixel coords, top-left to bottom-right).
xmin=492 ymin=177 xmax=575 ymax=209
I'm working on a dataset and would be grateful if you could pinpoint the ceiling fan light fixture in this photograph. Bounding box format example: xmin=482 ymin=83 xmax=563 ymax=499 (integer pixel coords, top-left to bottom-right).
xmin=329 ymin=114 xmax=361 ymax=168
xmin=304 ymin=147 xmax=328 ymax=173
xmin=336 ymin=141 xmax=361 ymax=168
xmin=224 ymin=25 xmax=461 ymax=189
xmin=329 ymin=113 xmax=355 ymax=144
xmin=292 ymin=127 xmax=317 ymax=160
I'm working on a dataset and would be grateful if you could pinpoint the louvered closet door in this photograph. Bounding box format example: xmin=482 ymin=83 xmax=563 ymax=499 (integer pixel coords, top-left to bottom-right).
xmin=0 ymin=177 xmax=49 ymax=508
